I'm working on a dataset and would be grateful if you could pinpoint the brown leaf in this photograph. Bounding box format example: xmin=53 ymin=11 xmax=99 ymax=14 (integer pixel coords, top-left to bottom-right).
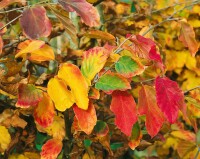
xmin=49 ymin=5 xmax=77 ymax=45
xmin=0 ymin=0 xmax=26 ymax=10
xmin=179 ymin=19 xmax=199 ymax=57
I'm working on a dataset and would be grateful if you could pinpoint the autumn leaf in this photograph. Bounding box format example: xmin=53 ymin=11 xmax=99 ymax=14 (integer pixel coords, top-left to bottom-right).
xmin=0 ymin=37 xmax=3 ymax=55
xmin=124 ymin=34 xmax=163 ymax=63
xmin=128 ymin=122 xmax=142 ymax=150
xmin=20 ymin=6 xmax=52 ymax=39
xmin=155 ymin=76 xmax=185 ymax=123
xmin=47 ymin=77 xmax=75 ymax=111
xmin=179 ymin=19 xmax=199 ymax=57
xmin=36 ymin=116 xmax=65 ymax=140
xmin=95 ymin=72 xmax=131 ymax=94
xmin=138 ymin=85 xmax=165 ymax=138
xmin=34 ymin=93 xmax=55 ymax=128
xmin=58 ymin=63 xmax=89 ymax=110
xmin=73 ymin=102 xmax=97 ymax=135
xmin=110 ymin=91 xmax=138 ymax=136
xmin=15 ymin=40 xmax=55 ymax=62
xmin=0 ymin=126 xmax=11 ymax=153
xmin=88 ymin=87 xmax=100 ymax=99
xmin=94 ymin=121 xmax=109 ymax=137
xmin=81 ymin=47 xmax=110 ymax=84
xmin=58 ymin=0 xmax=100 ymax=27
xmin=16 ymin=83 xmax=43 ymax=108
xmin=41 ymin=138 xmax=62 ymax=159
xmin=49 ymin=5 xmax=77 ymax=45
xmin=115 ymin=56 xmax=145 ymax=78
xmin=84 ymin=30 xmax=115 ymax=42
xmin=0 ymin=0 xmax=26 ymax=10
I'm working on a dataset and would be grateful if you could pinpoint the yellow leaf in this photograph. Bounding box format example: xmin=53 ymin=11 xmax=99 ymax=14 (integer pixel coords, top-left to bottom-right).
xmin=47 ymin=77 xmax=75 ymax=111
xmin=0 ymin=126 xmax=11 ymax=153
xmin=8 ymin=154 xmax=29 ymax=159
xmin=15 ymin=40 xmax=55 ymax=62
xmin=58 ymin=63 xmax=89 ymax=110
xmin=36 ymin=116 xmax=65 ymax=140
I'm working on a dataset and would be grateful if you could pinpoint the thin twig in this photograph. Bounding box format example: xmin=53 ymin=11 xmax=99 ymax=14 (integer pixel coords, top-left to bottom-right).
xmin=184 ymin=86 xmax=200 ymax=94
xmin=0 ymin=14 xmax=22 ymax=31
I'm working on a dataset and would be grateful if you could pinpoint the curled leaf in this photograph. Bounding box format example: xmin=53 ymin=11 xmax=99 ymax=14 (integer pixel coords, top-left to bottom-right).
xmin=58 ymin=63 xmax=89 ymax=110
xmin=179 ymin=19 xmax=199 ymax=57
xmin=47 ymin=77 xmax=75 ymax=112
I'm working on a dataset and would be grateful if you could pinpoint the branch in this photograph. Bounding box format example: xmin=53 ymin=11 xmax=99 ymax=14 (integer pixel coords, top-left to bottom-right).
xmin=184 ymin=86 xmax=200 ymax=94
xmin=0 ymin=14 xmax=22 ymax=31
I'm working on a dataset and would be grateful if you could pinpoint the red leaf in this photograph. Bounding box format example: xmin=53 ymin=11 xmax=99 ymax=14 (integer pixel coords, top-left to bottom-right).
xmin=34 ymin=93 xmax=55 ymax=128
xmin=110 ymin=91 xmax=138 ymax=136
xmin=20 ymin=6 xmax=52 ymax=39
xmin=58 ymin=0 xmax=100 ymax=27
xmin=73 ymin=102 xmax=97 ymax=135
xmin=155 ymin=76 xmax=185 ymax=123
xmin=124 ymin=35 xmax=163 ymax=64
xmin=16 ymin=83 xmax=43 ymax=108
xmin=138 ymin=85 xmax=165 ymax=138
xmin=41 ymin=138 xmax=62 ymax=159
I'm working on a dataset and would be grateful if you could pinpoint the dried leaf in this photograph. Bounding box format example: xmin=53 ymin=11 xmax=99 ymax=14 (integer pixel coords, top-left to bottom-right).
xmin=0 ymin=126 xmax=11 ymax=153
xmin=179 ymin=19 xmax=199 ymax=57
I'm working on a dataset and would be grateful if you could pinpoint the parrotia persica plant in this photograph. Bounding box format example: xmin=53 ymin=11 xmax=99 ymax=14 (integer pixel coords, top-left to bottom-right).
xmin=0 ymin=0 xmax=200 ymax=158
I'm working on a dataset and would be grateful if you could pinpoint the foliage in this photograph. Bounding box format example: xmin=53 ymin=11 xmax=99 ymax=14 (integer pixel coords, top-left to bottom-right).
xmin=0 ymin=0 xmax=200 ymax=158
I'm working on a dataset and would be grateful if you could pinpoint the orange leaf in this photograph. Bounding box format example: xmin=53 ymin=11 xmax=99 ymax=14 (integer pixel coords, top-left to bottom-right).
xmin=0 ymin=0 xmax=26 ymax=10
xmin=47 ymin=77 xmax=75 ymax=111
xmin=34 ymin=92 xmax=55 ymax=128
xmin=73 ymin=102 xmax=97 ymax=135
xmin=41 ymin=138 xmax=62 ymax=159
xmin=179 ymin=19 xmax=199 ymax=57
xmin=58 ymin=63 xmax=89 ymax=110
xmin=16 ymin=40 xmax=55 ymax=62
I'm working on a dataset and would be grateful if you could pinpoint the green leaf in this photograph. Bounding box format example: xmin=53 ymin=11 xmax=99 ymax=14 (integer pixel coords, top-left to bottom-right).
xmin=115 ymin=56 xmax=144 ymax=78
xmin=95 ymin=73 xmax=131 ymax=93
xmin=94 ymin=120 xmax=109 ymax=137
xmin=84 ymin=139 xmax=92 ymax=148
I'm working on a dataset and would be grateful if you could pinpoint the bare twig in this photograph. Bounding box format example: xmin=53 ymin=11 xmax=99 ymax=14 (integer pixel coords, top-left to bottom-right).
xmin=0 ymin=14 xmax=22 ymax=31
xmin=184 ymin=85 xmax=200 ymax=94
